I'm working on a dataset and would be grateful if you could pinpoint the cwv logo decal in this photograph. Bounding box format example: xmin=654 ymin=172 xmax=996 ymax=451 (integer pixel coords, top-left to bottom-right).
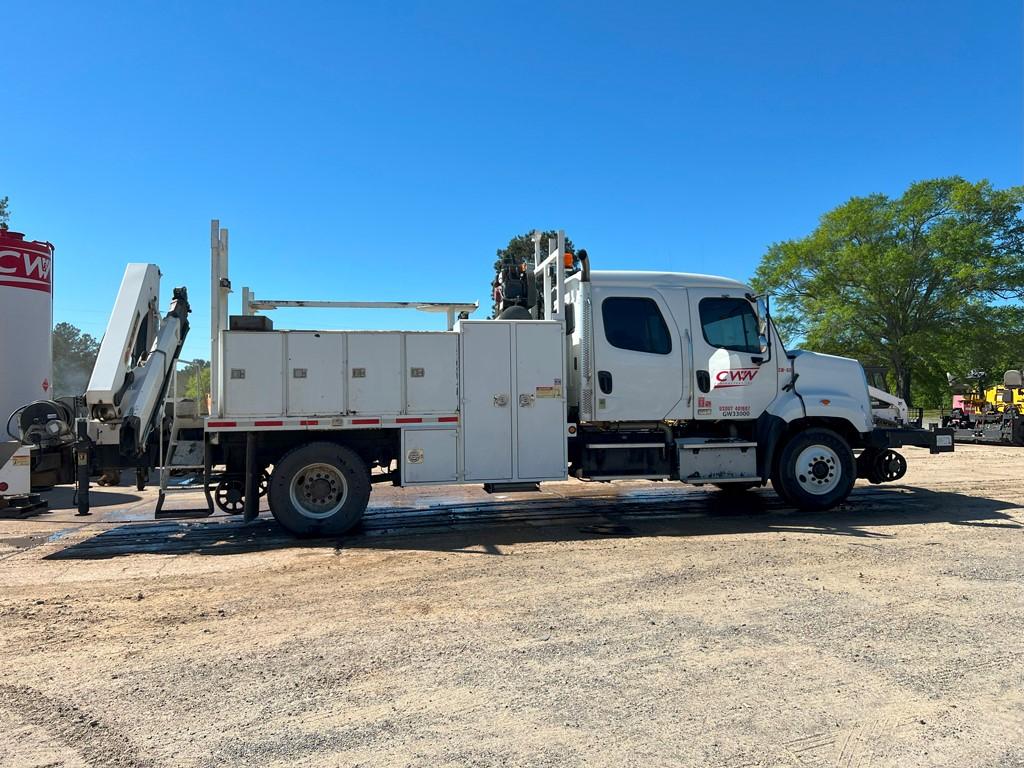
xmin=0 ymin=248 xmax=52 ymax=294
xmin=714 ymin=368 xmax=759 ymax=388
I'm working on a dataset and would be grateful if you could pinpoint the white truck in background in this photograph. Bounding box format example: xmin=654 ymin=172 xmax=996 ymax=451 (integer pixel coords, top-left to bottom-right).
xmin=8 ymin=222 xmax=953 ymax=536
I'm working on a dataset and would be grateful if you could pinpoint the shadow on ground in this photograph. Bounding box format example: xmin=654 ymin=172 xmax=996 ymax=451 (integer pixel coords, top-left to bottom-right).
xmin=41 ymin=487 xmax=143 ymax=511
xmin=43 ymin=484 xmax=1023 ymax=560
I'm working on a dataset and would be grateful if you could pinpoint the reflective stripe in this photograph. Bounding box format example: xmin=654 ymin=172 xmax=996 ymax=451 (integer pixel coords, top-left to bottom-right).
xmin=204 ymin=415 xmax=458 ymax=430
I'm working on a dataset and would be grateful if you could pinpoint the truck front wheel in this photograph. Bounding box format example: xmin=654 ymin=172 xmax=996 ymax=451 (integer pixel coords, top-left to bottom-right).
xmin=772 ymin=428 xmax=855 ymax=511
xmin=269 ymin=442 xmax=370 ymax=537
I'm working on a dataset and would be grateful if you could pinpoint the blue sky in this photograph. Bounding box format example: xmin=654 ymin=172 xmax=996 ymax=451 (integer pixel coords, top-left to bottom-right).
xmin=4 ymin=1 xmax=1021 ymax=362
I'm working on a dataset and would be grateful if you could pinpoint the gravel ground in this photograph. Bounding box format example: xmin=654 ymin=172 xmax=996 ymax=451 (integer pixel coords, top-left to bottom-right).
xmin=0 ymin=444 xmax=1022 ymax=767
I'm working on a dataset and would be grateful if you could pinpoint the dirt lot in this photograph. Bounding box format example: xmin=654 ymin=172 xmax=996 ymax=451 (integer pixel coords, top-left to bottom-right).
xmin=0 ymin=444 xmax=1022 ymax=767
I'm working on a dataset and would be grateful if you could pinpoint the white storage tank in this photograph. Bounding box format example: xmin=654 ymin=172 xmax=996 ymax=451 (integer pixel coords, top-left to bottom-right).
xmin=0 ymin=230 xmax=54 ymax=424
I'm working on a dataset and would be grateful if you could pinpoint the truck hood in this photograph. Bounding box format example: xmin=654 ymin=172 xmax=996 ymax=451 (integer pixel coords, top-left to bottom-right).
xmin=789 ymin=350 xmax=873 ymax=433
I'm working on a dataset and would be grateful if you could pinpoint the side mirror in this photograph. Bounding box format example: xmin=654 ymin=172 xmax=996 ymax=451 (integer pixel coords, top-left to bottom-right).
xmin=756 ymin=297 xmax=769 ymax=336
xmin=756 ymin=296 xmax=771 ymax=355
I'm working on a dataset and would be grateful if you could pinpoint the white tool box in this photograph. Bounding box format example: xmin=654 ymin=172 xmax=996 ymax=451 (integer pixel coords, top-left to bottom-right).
xmin=222 ymin=330 xmax=458 ymax=417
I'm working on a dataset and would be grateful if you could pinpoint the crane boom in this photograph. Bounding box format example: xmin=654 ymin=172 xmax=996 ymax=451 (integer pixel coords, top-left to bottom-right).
xmin=118 ymin=286 xmax=190 ymax=455
xmin=84 ymin=263 xmax=190 ymax=455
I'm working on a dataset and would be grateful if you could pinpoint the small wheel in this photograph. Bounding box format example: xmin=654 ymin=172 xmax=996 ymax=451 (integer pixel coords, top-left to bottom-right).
xmin=215 ymin=479 xmax=245 ymax=515
xmin=215 ymin=470 xmax=270 ymax=514
xmin=873 ymin=450 xmax=907 ymax=482
xmin=269 ymin=442 xmax=370 ymax=536
xmin=773 ymin=428 xmax=855 ymax=511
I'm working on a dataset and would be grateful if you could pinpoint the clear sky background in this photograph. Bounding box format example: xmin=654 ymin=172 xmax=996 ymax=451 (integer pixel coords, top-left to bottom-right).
xmin=4 ymin=1 xmax=1022 ymax=362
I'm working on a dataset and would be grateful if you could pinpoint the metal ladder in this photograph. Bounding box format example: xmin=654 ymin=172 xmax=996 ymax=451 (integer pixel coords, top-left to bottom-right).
xmin=155 ymin=362 xmax=214 ymax=518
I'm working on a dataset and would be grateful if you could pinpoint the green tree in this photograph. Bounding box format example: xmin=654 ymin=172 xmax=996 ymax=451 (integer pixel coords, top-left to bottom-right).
xmin=52 ymin=322 xmax=101 ymax=398
xmin=753 ymin=177 xmax=1024 ymax=406
xmin=492 ymin=231 xmax=577 ymax=317
xmin=176 ymin=360 xmax=211 ymax=412
xmin=0 ymin=196 xmax=9 ymax=230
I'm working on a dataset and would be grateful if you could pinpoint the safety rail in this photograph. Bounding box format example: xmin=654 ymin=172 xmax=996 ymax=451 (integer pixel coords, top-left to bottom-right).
xmin=239 ymin=292 xmax=478 ymax=331
xmin=532 ymin=229 xmax=567 ymax=322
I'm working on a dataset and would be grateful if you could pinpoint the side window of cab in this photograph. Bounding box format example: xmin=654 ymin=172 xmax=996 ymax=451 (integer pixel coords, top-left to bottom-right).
xmin=699 ymin=297 xmax=760 ymax=354
xmin=602 ymin=297 xmax=672 ymax=354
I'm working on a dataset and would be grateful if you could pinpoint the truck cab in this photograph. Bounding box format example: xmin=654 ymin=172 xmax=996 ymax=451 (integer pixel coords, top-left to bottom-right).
xmin=561 ymin=265 xmax=950 ymax=508
xmin=569 ymin=271 xmax=780 ymax=424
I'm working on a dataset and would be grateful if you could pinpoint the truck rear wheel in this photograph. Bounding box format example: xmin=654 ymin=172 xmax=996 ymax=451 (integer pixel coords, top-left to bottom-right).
xmin=268 ymin=442 xmax=370 ymax=537
xmin=772 ymin=428 xmax=855 ymax=511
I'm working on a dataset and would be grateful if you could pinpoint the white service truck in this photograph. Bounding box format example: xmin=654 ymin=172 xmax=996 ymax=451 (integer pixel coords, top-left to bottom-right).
xmin=8 ymin=222 xmax=952 ymax=535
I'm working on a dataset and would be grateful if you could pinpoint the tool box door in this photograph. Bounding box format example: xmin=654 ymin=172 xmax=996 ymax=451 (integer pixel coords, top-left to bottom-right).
xmin=514 ymin=323 xmax=567 ymax=480
xmin=223 ymin=331 xmax=284 ymax=416
xmin=402 ymin=428 xmax=458 ymax=485
xmin=286 ymin=332 xmax=344 ymax=416
xmin=461 ymin=322 xmax=513 ymax=481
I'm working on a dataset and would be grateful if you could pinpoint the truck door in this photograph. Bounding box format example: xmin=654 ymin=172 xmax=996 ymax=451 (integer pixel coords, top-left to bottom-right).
xmin=591 ymin=287 xmax=684 ymax=422
xmin=688 ymin=290 xmax=778 ymax=420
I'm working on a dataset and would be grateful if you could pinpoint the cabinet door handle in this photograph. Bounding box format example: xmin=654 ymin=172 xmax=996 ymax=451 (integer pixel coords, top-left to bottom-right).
xmin=493 ymin=393 xmax=509 ymax=407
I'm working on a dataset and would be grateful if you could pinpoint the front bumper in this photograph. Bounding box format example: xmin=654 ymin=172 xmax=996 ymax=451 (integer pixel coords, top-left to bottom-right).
xmin=865 ymin=426 xmax=954 ymax=454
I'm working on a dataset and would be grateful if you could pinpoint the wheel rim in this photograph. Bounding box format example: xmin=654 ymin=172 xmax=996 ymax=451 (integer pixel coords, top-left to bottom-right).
xmin=215 ymin=479 xmax=245 ymax=514
xmin=288 ymin=462 xmax=348 ymax=519
xmin=794 ymin=444 xmax=842 ymax=495
xmin=876 ymin=450 xmax=907 ymax=482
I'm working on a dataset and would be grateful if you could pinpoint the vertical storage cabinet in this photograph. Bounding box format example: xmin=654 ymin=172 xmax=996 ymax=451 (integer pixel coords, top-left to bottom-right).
xmin=459 ymin=320 xmax=567 ymax=483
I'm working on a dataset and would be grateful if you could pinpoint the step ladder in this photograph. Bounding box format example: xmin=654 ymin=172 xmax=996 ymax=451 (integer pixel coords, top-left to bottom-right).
xmin=154 ymin=368 xmax=214 ymax=518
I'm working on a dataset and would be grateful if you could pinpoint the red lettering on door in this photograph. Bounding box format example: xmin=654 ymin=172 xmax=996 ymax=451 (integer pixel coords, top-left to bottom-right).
xmin=713 ymin=367 xmax=759 ymax=388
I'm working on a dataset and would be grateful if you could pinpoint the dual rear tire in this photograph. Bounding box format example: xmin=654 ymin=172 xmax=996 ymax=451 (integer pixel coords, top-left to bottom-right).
xmin=268 ymin=442 xmax=370 ymax=536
